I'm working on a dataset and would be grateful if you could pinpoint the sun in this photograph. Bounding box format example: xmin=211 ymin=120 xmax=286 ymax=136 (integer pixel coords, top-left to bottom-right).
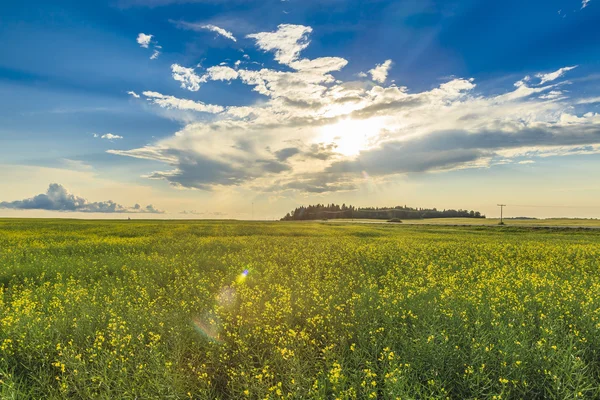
xmin=318 ymin=117 xmax=386 ymax=156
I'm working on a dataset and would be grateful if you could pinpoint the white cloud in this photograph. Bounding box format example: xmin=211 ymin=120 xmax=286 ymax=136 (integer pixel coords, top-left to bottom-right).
xmin=582 ymin=0 xmax=591 ymax=8
xmin=137 ymin=33 xmax=153 ymax=48
xmin=247 ymin=24 xmax=312 ymax=65
xmin=171 ymin=20 xmax=237 ymax=42
xmin=137 ymin=33 xmax=161 ymax=60
xmin=200 ymin=24 xmax=237 ymax=42
xmin=518 ymin=160 xmax=536 ymax=164
xmin=357 ymin=71 xmax=368 ymax=78
xmin=204 ymin=65 xmax=240 ymax=81
xmin=536 ymin=66 xmax=577 ymax=85
xmin=171 ymin=64 xmax=206 ymax=91
xmin=369 ymin=59 xmax=393 ymax=83
xmin=539 ymin=90 xmax=564 ymax=100
xmin=577 ymin=97 xmax=600 ymax=104
xmin=113 ymin=22 xmax=600 ymax=195
xmin=127 ymin=91 xmax=141 ymax=98
xmin=142 ymin=91 xmax=224 ymax=114
xmin=100 ymin=133 xmax=124 ymax=140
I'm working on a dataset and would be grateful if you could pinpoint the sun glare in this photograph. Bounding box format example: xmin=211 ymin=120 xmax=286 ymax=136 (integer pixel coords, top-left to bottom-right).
xmin=319 ymin=118 xmax=386 ymax=156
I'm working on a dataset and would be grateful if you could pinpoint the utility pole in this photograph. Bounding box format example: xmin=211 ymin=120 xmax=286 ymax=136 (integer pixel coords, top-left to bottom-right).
xmin=497 ymin=204 xmax=506 ymax=224
xmin=252 ymin=202 xmax=254 ymax=221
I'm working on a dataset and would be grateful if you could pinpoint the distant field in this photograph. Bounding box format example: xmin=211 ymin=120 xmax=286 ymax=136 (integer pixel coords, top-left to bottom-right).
xmin=327 ymin=217 xmax=600 ymax=227
xmin=2 ymin=219 xmax=600 ymax=398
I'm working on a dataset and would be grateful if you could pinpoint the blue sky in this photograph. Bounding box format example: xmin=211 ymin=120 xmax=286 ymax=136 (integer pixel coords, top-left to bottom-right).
xmin=1 ymin=0 xmax=600 ymax=219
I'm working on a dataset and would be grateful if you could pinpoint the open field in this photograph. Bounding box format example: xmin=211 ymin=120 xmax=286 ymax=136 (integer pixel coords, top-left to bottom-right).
xmin=326 ymin=218 xmax=600 ymax=228
xmin=2 ymin=219 xmax=600 ymax=399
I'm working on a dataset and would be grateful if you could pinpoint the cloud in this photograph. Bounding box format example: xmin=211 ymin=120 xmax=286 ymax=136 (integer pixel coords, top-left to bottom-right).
xmin=172 ymin=64 xmax=206 ymax=91
xmin=113 ymin=21 xmax=597 ymax=194
xmin=137 ymin=33 xmax=153 ymax=48
xmin=539 ymin=90 xmax=564 ymax=100
xmin=172 ymin=20 xmax=237 ymax=42
xmin=137 ymin=33 xmax=161 ymax=59
xmin=99 ymin=133 xmax=123 ymax=140
xmin=274 ymin=147 xmax=300 ymax=161
xmin=127 ymin=91 xmax=141 ymax=98
xmin=200 ymin=24 xmax=237 ymax=42
xmin=582 ymin=0 xmax=591 ymax=8
xmin=180 ymin=210 xmax=227 ymax=216
xmin=327 ymin=122 xmax=600 ymax=177
xmin=142 ymin=91 xmax=224 ymax=113
xmin=0 ymin=184 xmax=163 ymax=213
xmin=577 ymin=97 xmax=600 ymax=104
xmin=536 ymin=66 xmax=577 ymax=85
xmin=109 ymin=146 xmax=291 ymax=190
xmin=204 ymin=65 xmax=240 ymax=81
xmin=369 ymin=60 xmax=393 ymax=83
xmin=247 ymin=24 xmax=312 ymax=65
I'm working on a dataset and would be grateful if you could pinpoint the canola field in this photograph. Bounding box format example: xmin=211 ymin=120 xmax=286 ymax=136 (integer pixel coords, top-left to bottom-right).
xmin=1 ymin=219 xmax=600 ymax=399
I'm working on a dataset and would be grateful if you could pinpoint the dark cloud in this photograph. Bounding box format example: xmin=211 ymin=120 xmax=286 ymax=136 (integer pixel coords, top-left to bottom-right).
xmin=282 ymin=179 xmax=357 ymax=193
xmin=328 ymin=124 xmax=600 ymax=177
xmin=145 ymin=149 xmax=291 ymax=190
xmin=264 ymin=173 xmax=357 ymax=193
xmin=348 ymin=97 xmax=424 ymax=119
xmin=274 ymin=147 xmax=301 ymax=161
xmin=0 ymin=184 xmax=163 ymax=213
xmin=303 ymin=143 xmax=338 ymax=160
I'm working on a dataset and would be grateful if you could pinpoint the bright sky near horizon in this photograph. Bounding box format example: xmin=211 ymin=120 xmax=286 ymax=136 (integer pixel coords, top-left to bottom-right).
xmin=1 ymin=0 xmax=600 ymax=219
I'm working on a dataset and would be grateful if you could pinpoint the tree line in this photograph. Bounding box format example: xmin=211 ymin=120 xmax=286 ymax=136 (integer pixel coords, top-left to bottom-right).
xmin=281 ymin=203 xmax=485 ymax=221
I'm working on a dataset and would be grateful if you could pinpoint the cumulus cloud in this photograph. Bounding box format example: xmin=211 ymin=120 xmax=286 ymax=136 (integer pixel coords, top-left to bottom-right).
xmin=172 ymin=64 xmax=206 ymax=91
xmin=247 ymin=24 xmax=312 ymax=65
xmin=137 ymin=33 xmax=153 ymax=48
xmin=127 ymin=91 xmax=141 ymax=98
xmin=136 ymin=33 xmax=161 ymax=59
xmin=369 ymin=60 xmax=393 ymax=83
xmin=112 ymin=23 xmax=599 ymax=194
xmin=536 ymin=66 xmax=577 ymax=85
xmin=204 ymin=65 xmax=240 ymax=81
xmin=0 ymin=184 xmax=163 ymax=213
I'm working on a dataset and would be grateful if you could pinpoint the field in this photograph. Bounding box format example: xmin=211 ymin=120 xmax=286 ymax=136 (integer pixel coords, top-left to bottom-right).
xmin=326 ymin=218 xmax=600 ymax=228
xmin=2 ymin=220 xmax=600 ymax=399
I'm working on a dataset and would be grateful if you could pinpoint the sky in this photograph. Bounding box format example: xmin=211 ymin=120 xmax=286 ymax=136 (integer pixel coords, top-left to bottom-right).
xmin=1 ymin=0 xmax=600 ymax=219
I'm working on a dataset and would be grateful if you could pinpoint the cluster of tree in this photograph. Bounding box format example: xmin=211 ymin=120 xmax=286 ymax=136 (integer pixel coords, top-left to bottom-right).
xmin=281 ymin=203 xmax=485 ymax=221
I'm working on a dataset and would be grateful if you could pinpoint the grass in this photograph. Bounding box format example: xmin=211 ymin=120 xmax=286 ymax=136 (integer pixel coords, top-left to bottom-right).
xmin=328 ymin=217 xmax=600 ymax=227
xmin=1 ymin=219 xmax=600 ymax=399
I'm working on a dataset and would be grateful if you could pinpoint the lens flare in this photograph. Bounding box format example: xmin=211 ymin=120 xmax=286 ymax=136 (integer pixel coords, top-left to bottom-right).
xmin=192 ymin=312 xmax=222 ymax=342
xmin=236 ymin=269 xmax=249 ymax=284
xmin=193 ymin=271 xmax=249 ymax=343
